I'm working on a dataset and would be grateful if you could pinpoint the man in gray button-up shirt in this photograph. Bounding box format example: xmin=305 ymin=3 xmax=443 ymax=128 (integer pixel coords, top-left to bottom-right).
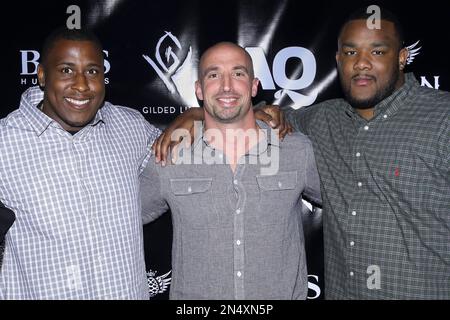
xmin=141 ymin=42 xmax=321 ymax=300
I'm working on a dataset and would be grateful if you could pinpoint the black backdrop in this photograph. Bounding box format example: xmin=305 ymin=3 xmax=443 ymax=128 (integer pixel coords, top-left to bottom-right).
xmin=1 ymin=0 xmax=449 ymax=300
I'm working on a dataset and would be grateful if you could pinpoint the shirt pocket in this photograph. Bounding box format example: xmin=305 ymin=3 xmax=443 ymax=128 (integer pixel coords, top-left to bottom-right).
xmin=255 ymin=171 xmax=299 ymax=226
xmin=169 ymin=178 xmax=219 ymax=229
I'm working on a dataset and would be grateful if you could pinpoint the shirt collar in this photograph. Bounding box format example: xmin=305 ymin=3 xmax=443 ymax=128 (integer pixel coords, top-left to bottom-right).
xmin=344 ymin=72 xmax=418 ymax=120
xmin=191 ymin=120 xmax=279 ymax=156
xmin=19 ymin=86 xmax=105 ymax=136
xmin=193 ymin=120 xmax=280 ymax=151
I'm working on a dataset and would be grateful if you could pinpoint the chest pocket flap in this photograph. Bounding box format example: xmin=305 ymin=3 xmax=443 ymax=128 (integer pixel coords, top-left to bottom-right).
xmin=256 ymin=171 xmax=298 ymax=191
xmin=170 ymin=178 xmax=213 ymax=195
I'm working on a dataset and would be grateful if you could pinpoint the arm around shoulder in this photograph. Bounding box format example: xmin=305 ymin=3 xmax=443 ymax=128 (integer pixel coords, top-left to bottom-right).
xmin=140 ymin=156 xmax=169 ymax=224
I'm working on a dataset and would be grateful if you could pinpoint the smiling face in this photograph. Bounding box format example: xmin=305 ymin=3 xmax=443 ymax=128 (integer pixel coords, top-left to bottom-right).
xmin=195 ymin=42 xmax=259 ymax=125
xmin=37 ymin=39 xmax=105 ymax=132
xmin=336 ymin=19 xmax=408 ymax=110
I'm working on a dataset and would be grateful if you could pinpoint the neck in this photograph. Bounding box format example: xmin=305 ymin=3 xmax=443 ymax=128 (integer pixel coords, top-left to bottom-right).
xmin=355 ymin=72 xmax=406 ymax=121
xmin=204 ymin=109 xmax=262 ymax=167
xmin=356 ymin=108 xmax=374 ymax=120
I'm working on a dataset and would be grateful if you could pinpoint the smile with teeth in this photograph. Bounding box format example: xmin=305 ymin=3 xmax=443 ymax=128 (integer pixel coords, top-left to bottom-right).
xmin=65 ymin=97 xmax=90 ymax=106
xmin=217 ymin=97 xmax=238 ymax=105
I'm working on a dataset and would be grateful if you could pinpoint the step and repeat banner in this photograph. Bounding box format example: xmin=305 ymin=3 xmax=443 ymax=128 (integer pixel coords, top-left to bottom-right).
xmin=2 ymin=0 xmax=449 ymax=300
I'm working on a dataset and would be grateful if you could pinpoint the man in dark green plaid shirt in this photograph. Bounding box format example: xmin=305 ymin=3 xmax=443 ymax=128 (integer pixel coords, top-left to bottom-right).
xmin=153 ymin=8 xmax=449 ymax=299
xmin=278 ymin=9 xmax=450 ymax=299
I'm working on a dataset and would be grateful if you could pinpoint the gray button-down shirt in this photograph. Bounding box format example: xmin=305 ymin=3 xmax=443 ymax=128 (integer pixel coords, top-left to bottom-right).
xmin=283 ymin=73 xmax=450 ymax=299
xmin=141 ymin=122 xmax=321 ymax=299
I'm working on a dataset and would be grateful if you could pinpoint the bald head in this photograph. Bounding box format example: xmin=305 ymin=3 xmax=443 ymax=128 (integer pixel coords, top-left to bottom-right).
xmin=195 ymin=41 xmax=259 ymax=125
xmin=198 ymin=42 xmax=255 ymax=80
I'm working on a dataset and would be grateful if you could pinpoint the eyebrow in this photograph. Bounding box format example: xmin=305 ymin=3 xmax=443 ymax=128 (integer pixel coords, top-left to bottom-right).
xmin=202 ymin=65 xmax=249 ymax=76
xmin=341 ymin=42 xmax=391 ymax=48
xmin=55 ymin=61 xmax=103 ymax=67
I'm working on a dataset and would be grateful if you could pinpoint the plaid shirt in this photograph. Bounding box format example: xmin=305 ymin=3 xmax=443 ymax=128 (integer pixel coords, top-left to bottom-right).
xmin=284 ymin=73 xmax=450 ymax=299
xmin=0 ymin=86 xmax=160 ymax=299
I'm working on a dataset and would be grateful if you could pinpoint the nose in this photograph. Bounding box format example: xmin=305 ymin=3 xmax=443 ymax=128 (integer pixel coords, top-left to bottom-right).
xmin=221 ymin=73 xmax=232 ymax=92
xmin=72 ymin=72 xmax=89 ymax=92
xmin=354 ymin=52 xmax=372 ymax=71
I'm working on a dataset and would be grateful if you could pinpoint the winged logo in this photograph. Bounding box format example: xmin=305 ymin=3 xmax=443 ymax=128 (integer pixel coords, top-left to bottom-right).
xmin=406 ymin=40 xmax=421 ymax=65
xmin=147 ymin=269 xmax=172 ymax=297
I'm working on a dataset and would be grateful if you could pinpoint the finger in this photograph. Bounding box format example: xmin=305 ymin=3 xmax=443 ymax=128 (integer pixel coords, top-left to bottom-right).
xmin=168 ymin=129 xmax=189 ymax=165
xmin=268 ymin=107 xmax=281 ymax=129
xmin=160 ymin=129 xmax=176 ymax=166
xmin=279 ymin=111 xmax=291 ymax=140
xmin=170 ymin=141 xmax=179 ymax=164
xmin=153 ymin=132 xmax=165 ymax=163
xmin=280 ymin=122 xmax=294 ymax=140
xmin=255 ymin=109 xmax=275 ymax=128
xmin=261 ymin=105 xmax=283 ymax=128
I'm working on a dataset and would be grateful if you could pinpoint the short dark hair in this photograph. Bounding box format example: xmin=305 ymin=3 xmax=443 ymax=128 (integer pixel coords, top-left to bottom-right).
xmin=338 ymin=6 xmax=405 ymax=49
xmin=40 ymin=27 xmax=103 ymax=65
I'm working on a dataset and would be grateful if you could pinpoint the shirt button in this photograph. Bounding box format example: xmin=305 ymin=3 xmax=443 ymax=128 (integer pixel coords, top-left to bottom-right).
xmin=357 ymin=182 xmax=362 ymax=187
xmin=237 ymin=271 xmax=242 ymax=277
xmin=236 ymin=240 xmax=241 ymax=245
xmin=233 ymin=179 xmax=238 ymax=185
xmin=383 ymin=114 xmax=388 ymax=119
xmin=235 ymin=208 xmax=241 ymax=214
xmin=187 ymin=186 xmax=192 ymax=193
xmin=350 ymin=271 xmax=354 ymax=277
xmin=364 ymin=125 xmax=369 ymax=131
xmin=278 ymin=181 xmax=283 ymax=188
xmin=356 ymin=152 xmax=361 ymax=157
xmin=350 ymin=241 xmax=355 ymax=246
xmin=351 ymin=211 xmax=357 ymax=216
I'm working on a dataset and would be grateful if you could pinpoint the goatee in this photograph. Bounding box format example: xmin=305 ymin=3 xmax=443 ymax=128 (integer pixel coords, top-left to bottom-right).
xmin=342 ymin=69 xmax=399 ymax=110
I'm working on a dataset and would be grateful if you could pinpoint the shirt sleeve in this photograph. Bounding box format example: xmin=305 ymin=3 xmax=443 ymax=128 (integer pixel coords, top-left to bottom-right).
xmin=140 ymin=155 xmax=169 ymax=224
xmin=303 ymin=141 xmax=322 ymax=207
xmin=437 ymin=112 xmax=450 ymax=169
xmin=0 ymin=201 xmax=15 ymax=240
xmin=280 ymin=104 xmax=313 ymax=135
xmin=139 ymin=121 xmax=162 ymax=175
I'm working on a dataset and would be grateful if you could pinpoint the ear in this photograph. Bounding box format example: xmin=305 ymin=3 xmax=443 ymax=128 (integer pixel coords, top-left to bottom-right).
xmin=195 ymin=80 xmax=203 ymax=101
xmin=37 ymin=64 xmax=45 ymax=87
xmin=399 ymin=47 xmax=408 ymax=71
xmin=251 ymin=78 xmax=259 ymax=97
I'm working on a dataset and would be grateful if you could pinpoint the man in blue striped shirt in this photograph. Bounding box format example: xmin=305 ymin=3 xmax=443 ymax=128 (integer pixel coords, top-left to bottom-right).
xmin=0 ymin=27 xmax=160 ymax=299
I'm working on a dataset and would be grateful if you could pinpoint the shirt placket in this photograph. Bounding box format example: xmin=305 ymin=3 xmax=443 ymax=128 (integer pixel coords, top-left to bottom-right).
xmin=232 ymin=164 xmax=246 ymax=300
xmin=346 ymin=118 xmax=372 ymax=298
xmin=71 ymin=131 xmax=104 ymax=298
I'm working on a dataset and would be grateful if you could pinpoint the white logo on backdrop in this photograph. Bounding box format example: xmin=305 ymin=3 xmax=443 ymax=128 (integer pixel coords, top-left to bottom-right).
xmin=406 ymin=40 xmax=421 ymax=65
xmin=405 ymin=40 xmax=441 ymax=90
xmin=145 ymin=32 xmax=318 ymax=109
xmin=143 ymin=32 xmax=198 ymax=106
xmin=147 ymin=269 xmax=171 ymax=298
xmin=246 ymin=46 xmax=317 ymax=109
xmin=19 ymin=50 xmax=111 ymax=85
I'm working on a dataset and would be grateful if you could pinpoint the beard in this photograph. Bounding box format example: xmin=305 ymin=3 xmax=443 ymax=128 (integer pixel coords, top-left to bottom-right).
xmin=209 ymin=105 xmax=243 ymax=123
xmin=341 ymin=68 xmax=399 ymax=110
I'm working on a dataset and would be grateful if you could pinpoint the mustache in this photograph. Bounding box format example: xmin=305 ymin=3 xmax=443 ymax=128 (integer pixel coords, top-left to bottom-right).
xmin=352 ymin=74 xmax=376 ymax=81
